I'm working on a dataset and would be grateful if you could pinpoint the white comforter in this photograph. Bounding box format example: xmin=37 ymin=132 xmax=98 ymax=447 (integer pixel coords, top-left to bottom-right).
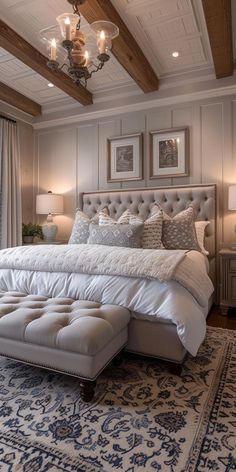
xmin=0 ymin=245 xmax=214 ymax=356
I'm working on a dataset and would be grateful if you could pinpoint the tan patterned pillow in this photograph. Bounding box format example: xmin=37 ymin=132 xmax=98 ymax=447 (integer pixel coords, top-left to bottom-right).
xmin=161 ymin=206 xmax=200 ymax=250
xmin=128 ymin=210 xmax=164 ymax=249
xmin=69 ymin=208 xmax=108 ymax=244
xmin=99 ymin=209 xmax=131 ymax=225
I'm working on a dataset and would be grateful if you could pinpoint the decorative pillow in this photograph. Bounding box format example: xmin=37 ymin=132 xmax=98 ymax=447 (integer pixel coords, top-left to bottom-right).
xmin=161 ymin=206 xmax=200 ymax=250
xmin=68 ymin=208 xmax=108 ymax=244
xmin=128 ymin=210 xmax=164 ymax=249
xmin=88 ymin=223 xmax=144 ymax=248
xmin=99 ymin=207 xmax=164 ymax=249
xmin=195 ymin=221 xmax=210 ymax=255
xmin=99 ymin=209 xmax=131 ymax=225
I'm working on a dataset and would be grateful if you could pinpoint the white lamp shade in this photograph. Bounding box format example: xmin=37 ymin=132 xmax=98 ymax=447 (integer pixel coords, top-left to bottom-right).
xmin=228 ymin=185 xmax=236 ymax=210
xmin=36 ymin=193 xmax=63 ymax=215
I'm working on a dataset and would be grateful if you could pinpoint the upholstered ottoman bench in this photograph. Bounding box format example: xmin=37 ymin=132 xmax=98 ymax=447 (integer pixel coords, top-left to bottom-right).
xmin=0 ymin=291 xmax=130 ymax=401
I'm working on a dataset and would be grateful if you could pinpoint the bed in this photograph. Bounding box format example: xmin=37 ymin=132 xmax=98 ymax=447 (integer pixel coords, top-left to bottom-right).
xmin=78 ymin=183 xmax=216 ymax=366
xmin=0 ymin=184 xmax=216 ymax=369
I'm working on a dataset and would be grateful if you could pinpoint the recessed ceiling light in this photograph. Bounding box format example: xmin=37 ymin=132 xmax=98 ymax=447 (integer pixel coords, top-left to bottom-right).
xmin=47 ymin=82 xmax=54 ymax=87
xmin=172 ymin=51 xmax=180 ymax=58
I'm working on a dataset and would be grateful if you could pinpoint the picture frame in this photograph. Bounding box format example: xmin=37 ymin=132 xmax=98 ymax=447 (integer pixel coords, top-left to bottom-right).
xmin=107 ymin=133 xmax=143 ymax=182
xmin=150 ymin=127 xmax=189 ymax=179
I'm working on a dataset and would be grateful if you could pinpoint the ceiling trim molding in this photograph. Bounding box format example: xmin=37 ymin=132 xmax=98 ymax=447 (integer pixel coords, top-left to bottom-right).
xmin=0 ymin=19 xmax=93 ymax=106
xmin=79 ymin=0 xmax=159 ymax=93
xmin=33 ymin=81 xmax=236 ymax=130
xmin=0 ymin=81 xmax=41 ymax=116
xmin=202 ymin=0 xmax=233 ymax=78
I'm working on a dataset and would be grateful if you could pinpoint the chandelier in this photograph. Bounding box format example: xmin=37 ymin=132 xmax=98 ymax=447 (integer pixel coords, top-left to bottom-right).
xmin=39 ymin=0 xmax=119 ymax=88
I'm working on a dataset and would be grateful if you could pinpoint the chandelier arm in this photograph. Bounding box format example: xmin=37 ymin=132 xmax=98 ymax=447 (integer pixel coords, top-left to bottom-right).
xmin=89 ymin=61 xmax=106 ymax=77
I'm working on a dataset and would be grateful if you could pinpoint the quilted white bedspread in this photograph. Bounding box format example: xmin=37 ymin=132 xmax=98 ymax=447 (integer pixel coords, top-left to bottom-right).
xmin=0 ymin=245 xmax=214 ymax=355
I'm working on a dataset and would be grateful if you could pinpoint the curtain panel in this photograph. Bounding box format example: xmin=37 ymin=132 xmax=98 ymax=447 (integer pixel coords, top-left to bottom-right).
xmin=0 ymin=118 xmax=22 ymax=248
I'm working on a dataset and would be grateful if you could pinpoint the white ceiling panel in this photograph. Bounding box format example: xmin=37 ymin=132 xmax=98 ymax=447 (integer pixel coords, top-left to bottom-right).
xmin=112 ymin=0 xmax=212 ymax=75
xmin=0 ymin=0 xmax=230 ymax=114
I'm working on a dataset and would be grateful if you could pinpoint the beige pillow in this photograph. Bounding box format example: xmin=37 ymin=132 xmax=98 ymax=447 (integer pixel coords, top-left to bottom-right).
xmin=195 ymin=221 xmax=210 ymax=255
xmin=99 ymin=209 xmax=131 ymax=225
xmin=68 ymin=208 xmax=108 ymax=244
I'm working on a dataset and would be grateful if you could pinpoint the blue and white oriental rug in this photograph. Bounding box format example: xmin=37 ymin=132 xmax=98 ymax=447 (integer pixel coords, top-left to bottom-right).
xmin=0 ymin=326 xmax=235 ymax=471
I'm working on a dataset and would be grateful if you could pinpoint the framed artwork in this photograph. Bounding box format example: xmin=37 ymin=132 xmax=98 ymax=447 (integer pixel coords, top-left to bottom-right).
xmin=150 ymin=127 xmax=189 ymax=179
xmin=107 ymin=133 xmax=143 ymax=182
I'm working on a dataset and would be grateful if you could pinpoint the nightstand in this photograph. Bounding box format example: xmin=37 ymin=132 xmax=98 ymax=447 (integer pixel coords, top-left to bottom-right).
xmin=219 ymin=248 xmax=236 ymax=315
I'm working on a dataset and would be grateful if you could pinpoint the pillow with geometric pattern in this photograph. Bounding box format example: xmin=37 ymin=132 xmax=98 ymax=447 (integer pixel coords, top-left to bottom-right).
xmin=159 ymin=206 xmax=200 ymax=250
xmin=88 ymin=223 xmax=144 ymax=248
xmin=99 ymin=208 xmax=163 ymax=249
xmin=68 ymin=208 xmax=109 ymax=244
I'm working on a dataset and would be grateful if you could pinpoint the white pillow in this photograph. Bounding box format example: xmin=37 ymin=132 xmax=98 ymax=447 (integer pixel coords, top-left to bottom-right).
xmin=195 ymin=221 xmax=210 ymax=255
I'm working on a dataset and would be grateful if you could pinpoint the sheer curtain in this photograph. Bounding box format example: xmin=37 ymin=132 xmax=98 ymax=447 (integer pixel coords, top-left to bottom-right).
xmin=0 ymin=117 xmax=22 ymax=248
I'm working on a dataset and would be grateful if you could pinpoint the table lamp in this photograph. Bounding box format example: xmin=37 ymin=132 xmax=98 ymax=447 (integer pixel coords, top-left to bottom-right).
xmin=36 ymin=191 xmax=63 ymax=242
xmin=228 ymin=185 xmax=236 ymax=250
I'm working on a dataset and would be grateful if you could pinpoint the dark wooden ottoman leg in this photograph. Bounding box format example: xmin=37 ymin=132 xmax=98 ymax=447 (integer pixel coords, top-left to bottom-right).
xmin=169 ymin=362 xmax=182 ymax=376
xmin=79 ymin=380 xmax=96 ymax=402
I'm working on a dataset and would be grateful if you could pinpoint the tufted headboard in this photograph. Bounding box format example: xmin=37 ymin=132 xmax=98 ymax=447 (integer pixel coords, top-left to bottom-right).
xmin=79 ymin=184 xmax=216 ymax=283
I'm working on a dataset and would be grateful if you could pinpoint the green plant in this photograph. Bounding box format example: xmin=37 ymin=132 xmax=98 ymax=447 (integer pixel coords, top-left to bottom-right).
xmin=22 ymin=223 xmax=43 ymax=239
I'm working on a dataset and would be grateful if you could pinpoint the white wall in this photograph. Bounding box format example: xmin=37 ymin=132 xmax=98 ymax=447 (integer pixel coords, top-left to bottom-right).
xmin=34 ymin=94 xmax=236 ymax=246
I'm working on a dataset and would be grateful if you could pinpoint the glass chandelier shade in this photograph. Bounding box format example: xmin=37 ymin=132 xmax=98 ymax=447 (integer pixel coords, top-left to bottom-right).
xmin=39 ymin=0 xmax=119 ymax=88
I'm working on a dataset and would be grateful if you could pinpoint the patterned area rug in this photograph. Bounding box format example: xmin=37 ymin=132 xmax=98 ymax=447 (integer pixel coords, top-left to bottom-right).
xmin=0 ymin=326 xmax=236 ymax=472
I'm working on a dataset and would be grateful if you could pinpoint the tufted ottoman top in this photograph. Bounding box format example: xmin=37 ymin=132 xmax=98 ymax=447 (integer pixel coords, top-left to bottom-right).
xmin=0 ymin=292 xmax=130 ymax=356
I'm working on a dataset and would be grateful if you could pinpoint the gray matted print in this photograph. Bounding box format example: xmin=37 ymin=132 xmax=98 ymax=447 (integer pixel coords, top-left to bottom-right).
xmin=150 ymin=127 xmax=189 ymax=179
xmin=108 ymin=133 xmax=143 ymax=182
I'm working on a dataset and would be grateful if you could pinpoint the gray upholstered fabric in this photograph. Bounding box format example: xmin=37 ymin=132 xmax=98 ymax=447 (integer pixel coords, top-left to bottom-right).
xmin=161 ymin=206 xmax=199 ymax=250
xmin=79 ymin=184 xmax=216 ymax=260
xmin=88 ymin=223 xmax=144 ymax=248
xmin=68 ymin=208 xmax=108 ymax=244
xmin=0 ymin=292 xmax=130 ymax=380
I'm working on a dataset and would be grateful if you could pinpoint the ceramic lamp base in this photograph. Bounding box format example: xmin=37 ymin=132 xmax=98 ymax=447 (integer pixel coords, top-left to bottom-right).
xmin=42 ymin=223 xmax=57 ymax=242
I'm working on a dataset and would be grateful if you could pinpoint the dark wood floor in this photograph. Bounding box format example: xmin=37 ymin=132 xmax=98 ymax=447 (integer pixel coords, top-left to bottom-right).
xmin=207 ymin=304 xmax=236 ymax=330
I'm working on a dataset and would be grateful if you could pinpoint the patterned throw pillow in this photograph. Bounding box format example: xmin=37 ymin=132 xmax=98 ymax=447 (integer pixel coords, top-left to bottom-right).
xmin=68 ymin=208 xmax=108 ymax=244
xmin=195 ymin=221 xmax=210 ymax=255
xmin=161 ymin=206 xmax=200 ymax=250
xmin=99 ymin=209 xmax=131 ymax=225
xmin=128 ymin=210 xmax=163 ymax=250
xmin=99 ymin=208 xmax=163 ymax=249
xmin=87 ymin=223 xmax=144 ymax=248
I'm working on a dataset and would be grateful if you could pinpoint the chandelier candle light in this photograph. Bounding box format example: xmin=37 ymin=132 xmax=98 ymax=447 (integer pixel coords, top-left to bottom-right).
xmin=39 ymin=0 xmax=119 ymax=88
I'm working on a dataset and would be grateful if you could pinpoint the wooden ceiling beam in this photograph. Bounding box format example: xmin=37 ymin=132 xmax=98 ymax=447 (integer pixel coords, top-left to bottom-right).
xmin=202 ymin=0 xmax=233 ymax=78
xmin=0 ymin=81 xmax=41 ymax=116
xmin=0 ymin=19 xmax=93 ymax=106
xmin=79 ymin=0 xmax=159 ymax=93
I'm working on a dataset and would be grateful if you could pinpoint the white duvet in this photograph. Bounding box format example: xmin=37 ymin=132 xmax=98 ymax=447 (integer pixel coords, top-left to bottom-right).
xmin=0 ymin=244 xmax=214 ymax=356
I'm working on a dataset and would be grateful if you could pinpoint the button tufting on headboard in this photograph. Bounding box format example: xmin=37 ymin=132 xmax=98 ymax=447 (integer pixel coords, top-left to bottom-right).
xmin=80 ymin=185 xmax=216 ymax=271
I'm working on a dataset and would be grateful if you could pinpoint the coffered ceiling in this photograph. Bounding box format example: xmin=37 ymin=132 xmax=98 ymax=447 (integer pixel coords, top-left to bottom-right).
xmin=0 ymin=0 xmax=234 ymax=122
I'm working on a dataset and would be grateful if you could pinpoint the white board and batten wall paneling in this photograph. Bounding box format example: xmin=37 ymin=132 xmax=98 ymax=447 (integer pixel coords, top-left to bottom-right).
xmin=35 ymin=94 xmax=236 ymax=247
